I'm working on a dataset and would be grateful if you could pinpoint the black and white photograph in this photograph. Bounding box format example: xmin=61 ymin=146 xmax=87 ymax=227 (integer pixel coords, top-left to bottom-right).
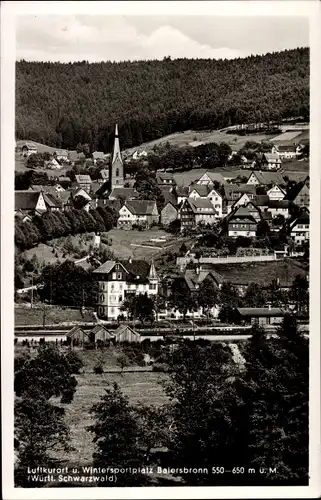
xmin=1 ymin=1 xmax=321 ymax=498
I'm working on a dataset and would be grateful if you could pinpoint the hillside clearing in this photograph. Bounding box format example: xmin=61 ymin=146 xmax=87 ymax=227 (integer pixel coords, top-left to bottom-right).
xmin=14 ymin=306 xmax=96 ymax=326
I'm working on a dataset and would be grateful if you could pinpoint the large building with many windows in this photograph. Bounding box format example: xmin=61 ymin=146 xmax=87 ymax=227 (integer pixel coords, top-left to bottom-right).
xmin=93 ymin=259 xmax=158 ymax=319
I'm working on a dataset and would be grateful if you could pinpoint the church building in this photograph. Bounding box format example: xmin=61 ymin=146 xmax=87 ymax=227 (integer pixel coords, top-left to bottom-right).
xmin=110 ymin=124 xmax=124 ymax=189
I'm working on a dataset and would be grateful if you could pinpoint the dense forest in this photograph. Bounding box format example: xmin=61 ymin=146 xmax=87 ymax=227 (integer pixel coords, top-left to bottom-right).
xmin=16 ymin=48 xmax=309 ymax=152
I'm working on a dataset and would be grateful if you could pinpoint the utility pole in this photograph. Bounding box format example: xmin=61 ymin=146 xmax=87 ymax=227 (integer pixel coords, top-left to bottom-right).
xmin=31 ymin=274 xmax=34 ymax=309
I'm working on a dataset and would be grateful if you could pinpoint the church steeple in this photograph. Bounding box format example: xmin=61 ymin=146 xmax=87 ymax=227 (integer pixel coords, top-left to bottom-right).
xmin=112 ymin=124 xmax=122 ymax=164
xmin=110 ymin=123 xmax=124 ymax=189
xmin=149 ymin=259 xmax=158 ymax=281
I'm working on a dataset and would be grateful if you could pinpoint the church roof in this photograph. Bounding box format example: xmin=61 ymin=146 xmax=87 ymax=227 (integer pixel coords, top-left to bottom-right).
xmin=112 ymin=123 xmax=123 ymax=165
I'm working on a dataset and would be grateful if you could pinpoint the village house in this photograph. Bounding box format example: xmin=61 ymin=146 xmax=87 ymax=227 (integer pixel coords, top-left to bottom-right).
xmin=15 ymin=190 xmax=48 ymax=216
xmin=188 ymin=184 xmax=223 ymax=218
xmin=98 ymin=169 xmax=109 ymax=184
xmin=117 ymin=200 xmax=159 ymax=229
xmin=71 ymin=188 xmax=93 ymax=212
xmin=236 ymin=307 xmax=286 ymax=326
xmin=44 ymin=157 xmax=61 ymax=170
xmin=109 ymin=187 xmax=139 ymax=201
xmin=268 ymin=200 xmax=290 ymax=219
xmin=196 ymin=171 xmax=227 ymax=186
xmin=92 ymin=151 xmax=106 ymax=164
xmin=226 ymin=206 xmax=258 ymax=238
xmin=93 ymin=259 xmax=158 ymax=320
xmin=54 ymin=149 xmax=68 ymax=163
xmin=74 ymin=174 xmax=92 ymax=193
xmin=223 ymin=184 xmax=257 ymax=214
xmin=290 ymin=211 xmax=310 ymax=246
xmin=161 ymin=202 xmax=179 ymax=226
xmin=20 ymin=141 xmax=38 ymax=157
xmin=175 ymin=186 xmax=189 ymax=205
xmin=260 ymin=153 xmax=282 ymax=170
xmin=290 ymin=183 xmax=310 ymax=209
xmin=179 ymin=198 xmax=217 ymax=229
xmin=246 ymin=170 xmax=285 ymax=187
xmin=266 ymin=184 xmax=286 ymax=201
xmin=271 ymin=144 xmax=302 ymax=159
xmin=156 ymin=172 xmax=176 ymax=187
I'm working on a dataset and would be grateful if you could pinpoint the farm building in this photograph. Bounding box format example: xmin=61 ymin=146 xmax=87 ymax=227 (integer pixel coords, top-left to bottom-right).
xmin=114 ymin=325 xmax=141 ymax=343
xmin=91 ymin=325 xmax=115 ymax=344
xmin=67 ymin=326 xmax=91 ymax=346
xmin=161 ymin=202 xmax=179 ymax=226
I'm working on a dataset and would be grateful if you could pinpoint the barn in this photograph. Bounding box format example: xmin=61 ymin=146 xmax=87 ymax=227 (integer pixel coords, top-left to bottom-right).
xmin=114 ymin=325 xmax=141 ymax=343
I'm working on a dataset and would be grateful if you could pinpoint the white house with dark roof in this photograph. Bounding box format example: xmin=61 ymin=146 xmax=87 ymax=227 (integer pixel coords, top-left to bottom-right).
xmin=75 ymin=174 xmax=92 ymax=193
xmin=236 ymin=307 xmax=286 ymax=326
xmin=15 ymin=191 xmax=47 ymax=216
xmin=268 ymin=200 xmax=290 ymax=219
xmin=246 ymin=171 xmax=285 ymax=187
xmin=188 ymin=184 xmax=223 ymax=217
xmin=271 ymin=144 xmax=302 ymax=159
xmin=118 ymin=200 xmax=159 ymax=229
xmin=196 ymin=171 xmax=227 ymax=186
xmin=226 ymin=206 xmax=257 ymax=238
xmin=267 ymin=184 xmax=286 ymax=201
xmin=179 ymin=198 xmax=217 ymax=229
xmin=290 ymin=211 xmax=310 ymax=246
xmin=156 ymin=172 xmax=176 ymax=187
xmin=93 ymin=259 xmax=158 ymax=319
xmin=260 ymin=153 xmax=282 ymax=170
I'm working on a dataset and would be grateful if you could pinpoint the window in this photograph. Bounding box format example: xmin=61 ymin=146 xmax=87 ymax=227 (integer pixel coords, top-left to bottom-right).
xmin=150 ymin=283 xmax=156 ymax=290
xmin=100 ymin=294 xmax=104 ymax=302
xmin=116 ymin=168 xmax=119 ymax=177
xmin=119 ymin=296 xmax=122 ymax=302
xmin=111 ymin=308 xmax=114 ymax=314
xmin=117 ymin=273 xmax=122 ymax=279
xmin=112 ymin=272 xmax=117 ymax=280
xmin=111 ymin=284 xmax=114 ymax=291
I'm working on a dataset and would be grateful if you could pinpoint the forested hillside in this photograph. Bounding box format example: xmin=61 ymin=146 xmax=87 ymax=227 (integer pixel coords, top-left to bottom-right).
xmin=16 ymin=48 xmax=309 ymax=152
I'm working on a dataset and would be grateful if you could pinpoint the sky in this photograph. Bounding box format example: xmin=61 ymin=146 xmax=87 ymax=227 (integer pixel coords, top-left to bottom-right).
xmin=16 ymin=15 xmax=309 ymax=63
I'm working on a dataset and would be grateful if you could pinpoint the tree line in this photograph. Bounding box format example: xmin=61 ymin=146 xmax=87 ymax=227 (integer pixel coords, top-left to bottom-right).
xmin=15 ymin=206 xmax=117 ymax=251
xmin=14 ymin=315 xmax=308 ymax=487
xmin=16 ymin=48 xmax=309 ymax=151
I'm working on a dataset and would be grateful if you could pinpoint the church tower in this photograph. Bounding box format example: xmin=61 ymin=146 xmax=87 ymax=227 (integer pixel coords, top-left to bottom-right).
xmin=110 ymin=124 xmax=124 ymax=189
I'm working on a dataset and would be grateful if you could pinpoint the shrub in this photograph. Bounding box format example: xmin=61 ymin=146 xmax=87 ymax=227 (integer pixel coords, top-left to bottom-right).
xmin=152 ymin=363 xmax=169 ymax=373
xmin=93 ymin=364 xmax=104 ymax=374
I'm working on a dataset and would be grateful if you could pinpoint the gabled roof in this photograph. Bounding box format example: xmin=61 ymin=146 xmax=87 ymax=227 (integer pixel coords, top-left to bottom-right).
xmin=15 ymin=191 xmax=42 ymax=211
xmin=224 ymin=184 xmax=257 ymax=199
xmin=275 ymin=144 xmax=299 ymax=152
xmin=268 ymin=200 xmax=290 ymax=209
xmin=124 ymin=200 xmax=158 ymax=215
xmin=93 ymin=259 xmax=152 ymax=280
xmin=187 ymin=198 xmax=216 ymax=213
xmin=198 ymin=172 xmax=227 ymax=185
xmin=262 ymin=153 xmax=282 ymax=162
xmin=43 ymin=192 xmax=62 ymax=208
xmin=176 ymin=186 xmax=189 ymax=197
xmin=110 ymin=187 xmax=138 ymax=200
xmin=290 ymin=211 xmax=310 ymax=227
xmin=67 ymin=326 xmax=89 ymax=338
xmin=156 ymin=172 xmax=175 ymax=182
xmin=75 ymin=174 xmax=92 ymax=184
xmin=54 ymin=149 xmax=68 ymax=156
xmin=160 ymin=188 xmax=178 ymax=207
xmin=114 ymin=324 xmax=140 ymax=338
xmin=237 ymin=307 xmax=285 ymax=317
xmin=91 ymin=324 xmax=114 ymax=337
xmin=230 ymin=205 xmax=256 ymax=219
xmin=252 ymin=195 xmax=270 ymax=206
xmin=189 ymin=184 xmax=210 ymax=197
xmin=248 ymin=171 xmax=285 ymax=185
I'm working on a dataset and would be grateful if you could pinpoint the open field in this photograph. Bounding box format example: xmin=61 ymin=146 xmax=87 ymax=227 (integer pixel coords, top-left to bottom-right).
xmin=107 ymin=228 xmax=174 ymax=260
xmin=15 ymin=306 xmax=96 ymax=326
xmin=55 ymin=371 xmax=168 ymax=464
xmin=123 ymin=129 xmax=281 ymax=157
